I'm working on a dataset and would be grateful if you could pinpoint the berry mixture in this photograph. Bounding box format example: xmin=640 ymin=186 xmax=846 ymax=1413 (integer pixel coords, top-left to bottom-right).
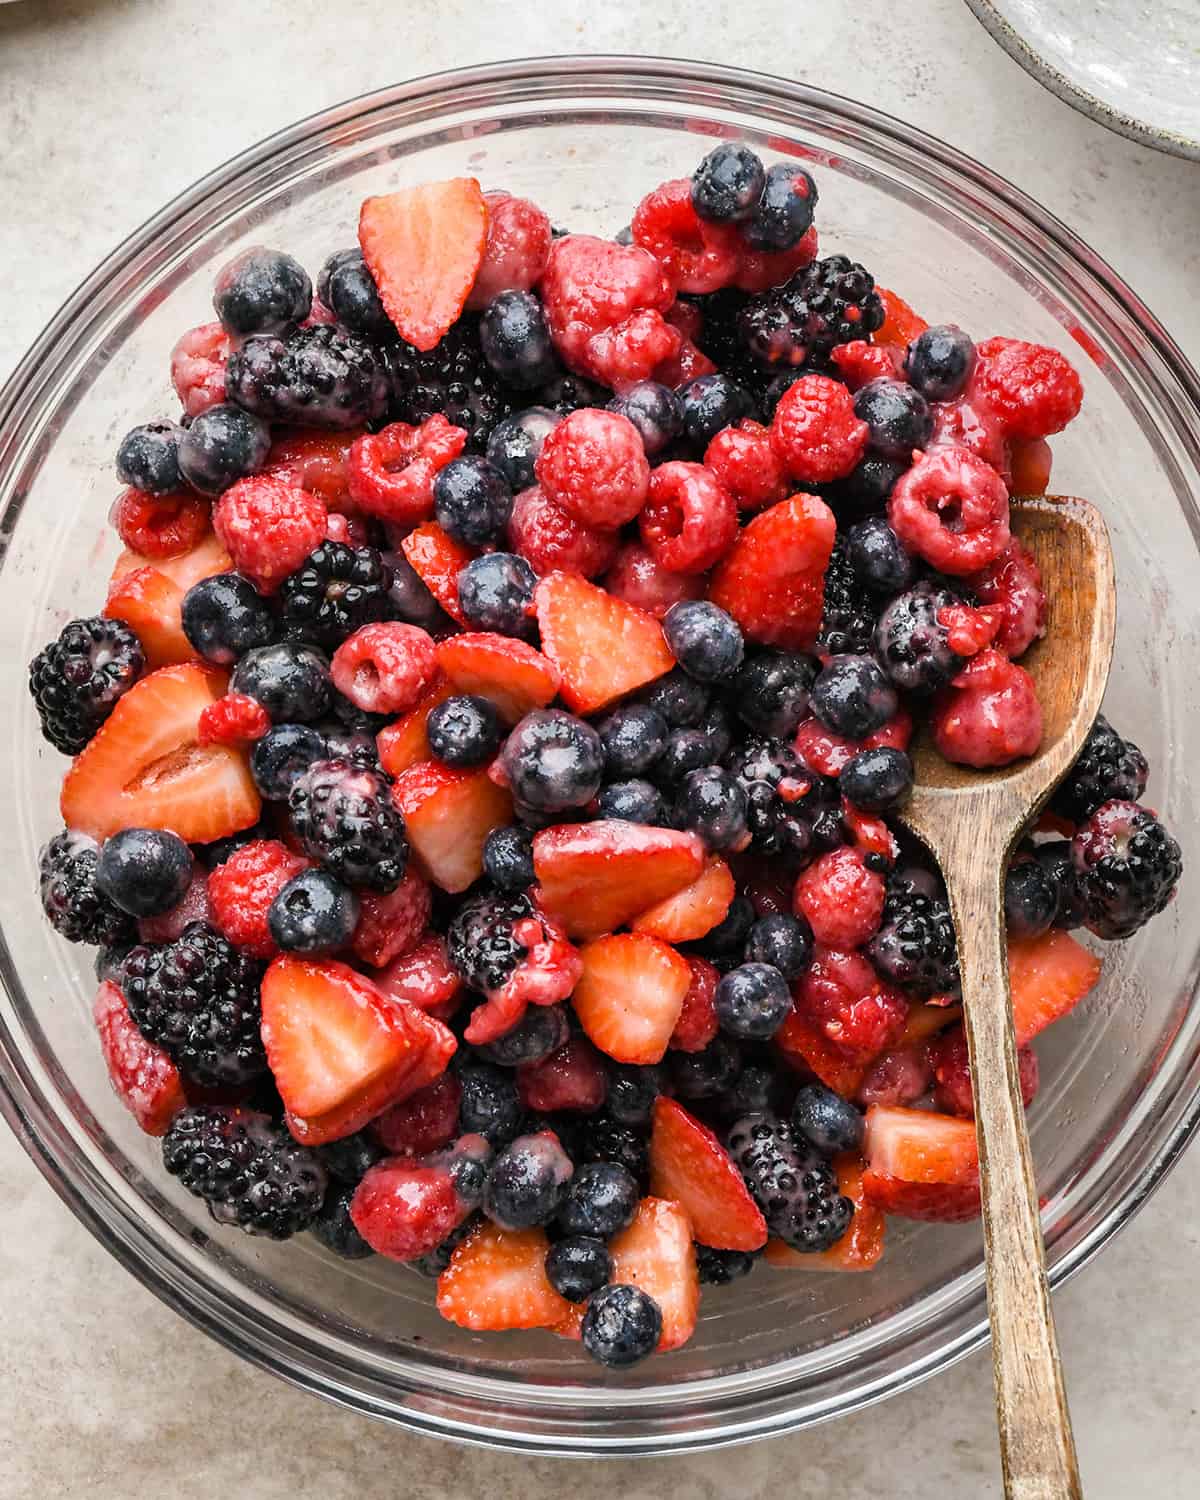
xmin=33 ymin=147 xmax=1181 ymax=1371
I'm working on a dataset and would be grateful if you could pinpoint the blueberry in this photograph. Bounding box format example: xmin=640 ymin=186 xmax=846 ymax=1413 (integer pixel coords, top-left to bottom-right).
xmin=457 ymin=551 xmax=537 ymax=639
xmin=596 ymin=704 xmax=669 ymax=777
xmin=484 ymin=1132 xmax=575 ymax=1230
xmin=545 ymin=1235 xmax=612 ymax=1302
xmin=310 ymin=1185 xmax=374 ymax=1259
xmin=213 ymin=246 xmax=312 ymax=337
xmin=426 ymin=694 xmax=503 ymax=768
xmin=581 ymin=1283 xmax=662 ymax=1368
xmin=743 ymin=163 xmax=818 ymax=250
xmin=177 ymin=403 xmax=271 ymax=495
xmin=810 ymin=653 xmax=898 ymax=738
xmin=315 ymin=1130 xmax=385 ymax=1184
xmin=827 ymin=454 xmax=908 ymax=518
xmin=458 ymin=1062 xmax=523 ymax=1146
xmin=675 ymin=766 xmax=748 ymax=852
xmin=500 ymin=709 xmax=604 ymax=813
xmin=691 ymin=142 xmax=767 ymax=223
xmin=693 ymin=894 xmax=756 ymax=956
xmin=558 ymin=1161 xmax=639 ymax=1239
xmin=721 ymin=1062 xmax=791 ymax=1119
xmin=662 ymin=600 xmax=744 ymax=683
xmin=485 ymin=407 xmax=560 ymax=491
xmin=316 ymin=248 xmax=392 ymax=340
xmin=636 ymin=667 xmax=710 ymax=728
xmin=677 ymin=374 xmax=756 ymax=449
xmin=669 ymin=1036 xmax=741 ymax=1099
xmin=250 ymin=723 xmax=329 ymax=799
xmin=846 ymin=516 xmax=917 ymax=595
xmin=477 ymin=1004 xmax=570 ymax=1068
xmin=180 ymin=573 xmax=276 ymax=666
xmin=436 ymin=1135 xmax=495 ymax=1208
xmin=840 ymin=746 xmax=913 ymax=812
xmin=715 ymin=962 xmax=791 ymax=1040
xmin=230 ymin=641 xmax=332 ymax=724
xmin=482 ymin=824 xmax=535 ymax=893
xmin=607 ymin=381 xmax=683 ymax=455
xmin=116 ymin=420 xmax=184 ymax=494
xmin=597 ymin=778 xmax=668 ymax=825
xmin=606 ymin=1065 xmax=664 ymax=1126
xmin=94 ymin=828 xmax=193 ymax=917
xmin=267 ymin=867 xmax=358 ymax=955
xmin=479 ymin=290 xmax=559 ymax=388
xmin=1004 ymin=854 xmax=1060 ymax=939
xmin=653 ymin=727 xmax=714 ymax=786
xmin=744 ymin=913 xmax=813 ymax=980
xmin=853 ymin=378 xmax=933 ymax=459
xmin=433 ymin=457 xmax=513 ymax=547
xmin=906 ymin=324 xmax=976 ymax=402
xmin=730 ymin=650 xmax=816 ymax=736
xmin=791 ymin=1083 xmax=864 ymax=1154
xmin=382 ymin=551 xmax=453 ymax=632
xmin=696 ymin=1245 xmax=761 ymax=1285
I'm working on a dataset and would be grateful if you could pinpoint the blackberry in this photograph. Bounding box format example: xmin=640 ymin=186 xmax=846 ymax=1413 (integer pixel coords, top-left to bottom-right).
xmin=537 ymin=371 xmax=610 ymax=417
xmin=1050 ymin=715 xmax=1149 ymax=825
xmin=579 ymin=1116 xmax=650 ymax=1187
xmin=726 ymin=1111 xmax=853 ymax=1253
xmin=446 ymin=890 xmax=535 ymax=994
xmin=687 ymin=288 xmax=760 ymax=389
xmin=457 ymin=1061 xmax=523 ymax=1146
xmin=162 ymin=1105 xmax=327 ymax=1240
xmin=311 ymin=1185 xmax=374 ymax=1259
xmin=1071 ymin=799 xmax=1182 ymax=940
xmin=391 ymin=317 xmax=517 ymax=451
xmin=816 ymin=535 xmax=881 ymax=656
xmin=866 ymin=885 xmax=960 ymax=998
xmin=277 ymin=542 xmax=391 ymax=647
xmin=38 ymin=831 xmax=136 ymax=948
xmin=225 ymin=325 xmax=392 ymax=429
xmin=874 ymin=581 xmax=967 ymax=695
xmin=29 ymin=616 xmax=144 ymax=755
xmin=696 ymin=1244 xmax=761 ymax=1285
xmin=116 ymin=419 xmax=184 ymax=494
xmin=213 ymin=247 xmax=312 ymax=338
xmin=737 ymin=254 xmax=884 ymax=371
xmin=730 ymin=650 xmax=815 ymax=737
xmin=316 ymin=248 xmax=393 ymax=341
xmin=288 ymin=758 xmax=408 ymax=891
xmin=725 ymin=736 xmax=824 ymax=857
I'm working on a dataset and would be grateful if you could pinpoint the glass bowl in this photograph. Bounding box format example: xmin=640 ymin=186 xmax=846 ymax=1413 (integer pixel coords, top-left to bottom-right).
xmin=1 ymin=57 xmax=1199 ymax=1457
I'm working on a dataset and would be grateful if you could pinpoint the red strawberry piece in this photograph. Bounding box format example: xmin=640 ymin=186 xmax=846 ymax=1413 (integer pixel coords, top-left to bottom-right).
xmin=708 ymin=491 xmax=837 ymax=651
xmin=438 ymin=1221 xmax=573 ymax=1331
xmin=351 ymin=867 xmax=433 ymax=968
xmin=331 ymin=621 xmax=438 ymax=716
xmin=770 ymin=374 xmax=868 ymax=484
xmin=670 ymin=955 xmax=720 ymax=1053
xmin=60 ymin=662 xmax=260 ymax=844
xmin=400 ymin=521 xmax=476 ymax=623
xmin=573 ymin=932 xmax=692 ymax=1065
xmin=376 ymin=679 xmax=456 ymax=778
xmin=792 ymin=946 xmax=909 ymax=1065
xmin=631 ymin=178 xmax=741 ymax=295
xmin=930 ymin=1024 xmax=1039 ymax=1119
xmin=965 ymin=537 xmax=1047 ymax=659
xmin=649 ymin=1097 xmax=767 ymax=1252
xmin=840 ymin=799 xmax=901 ymax=865
xmin=602 ymin=539 xmax=705 ymax=619
xmin=535 ymin=408 xmax=650 ymax=529
xmin=874 ymin=286 xmax=928 ymax=347
xmin=971 ymin=336 xmax=1083 ymax=441
xmin=373 ymin=932 xmax=464 ymax=1016
xmin=765 ymin=1153 xmax=885 ymax=1272
xmin=208 ymin=838 xmax=308 ymax=959
xmin=730 ymin=226 xmax=818 ymax=294
xmin=829 ymin=339 xmax=903 ymax=391
xmin=212 ymin=475 xmax=327 ymax=594
xmin=1007 ymin=928 xmax=1102 ymax=1046
xmin=793 ymin=847 xmax=886 ymax=949
xmin=533 ymin=571 xmax=675 ymax=715
xmin=138 ymin=867 xmax=213 ymax=944
xmin=93 ymin=980 xmax=187 ymax=1136
xmin=793 ymin=706 xmax=913 ymax=777
xmin=507 ymin=484 xmax=620 ymax=580
xmin=517 ymin=1032 xmax=609 ymax=1114
xmin=532 ymin=819 xmax=705 ymax=940
xmin=170 ymin=321 xmax=233 ymax=418
xmin=931 ymin=648 xmax=1042 ymax=768
xmin=1009 ymin=437 xmax=1053 ymax=497
xmin=106 ymin=531 xmax=233 ymax=669
xmin=197 ymin=692 xmax=271 ymax=748
xmin=347 ymin=416 xmax=468 ymax=524
xmin=261 ymin=427 xmax=359 ymax=508
xmin=391 ymin=760 xmax=513 ymax=893
xmin=631 ymin=855 xmax=735 ymax=944
xmin=639 ymin=461 xmax=738 ymax=574
xmin=888 ymin=445 xmax=1011 ymax=578
xmin=113 ymin=488 xmax=210 ymax=559
xmin=862 ymin=1104 xmax=981 ymax=1223
xmin=358 ymin=178 xmax=488 ymax=351
xmin=703 ymin=420 xmax=789 ymax=512
xmin=373 ymin=1070 xmax=463 ymax=1157
xmin=435 ymin=633 xmax=560 ymax=724
xmin=774 ymin=1009 xmax=867 ymax=1098
xmin=465 ymin=190 xmax=553 ymax=311
xmin=937 ymin=602 xmax=1001 ymax=657
xmin=350 ymin=1155 xmax=468 ymax=1261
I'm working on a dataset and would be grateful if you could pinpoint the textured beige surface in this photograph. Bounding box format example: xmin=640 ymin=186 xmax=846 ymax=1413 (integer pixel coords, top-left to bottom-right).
xmin=2 ymin=2 xmax=1199 ymax=1495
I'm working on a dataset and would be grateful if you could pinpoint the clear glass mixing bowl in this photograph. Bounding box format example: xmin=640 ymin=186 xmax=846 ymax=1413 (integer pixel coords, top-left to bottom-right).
xmin=1 ymin=58 xmax=1198 ymax=1457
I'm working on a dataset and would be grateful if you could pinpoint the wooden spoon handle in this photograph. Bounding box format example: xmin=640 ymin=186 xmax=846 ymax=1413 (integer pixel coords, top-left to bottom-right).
xmin=954 ymin=858 xmax=1082 ymax=1500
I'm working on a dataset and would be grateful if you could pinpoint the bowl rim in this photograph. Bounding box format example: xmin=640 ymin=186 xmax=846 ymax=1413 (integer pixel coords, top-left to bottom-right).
xmin=2 ymin=53 xmax=1200 ymax=1456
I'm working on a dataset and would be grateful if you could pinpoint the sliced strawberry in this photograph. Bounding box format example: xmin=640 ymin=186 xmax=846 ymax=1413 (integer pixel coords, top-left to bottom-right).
xmin=373 ymin=1070 xmax=462 ymax=1157
xmin=649 ymin=1097 xmax=766 ymax=1252
xmin=572 ymin=932 xmax=692 ymax=1065
xmin=93 ymin=981 xmax=187 ymax=1136
xmin=533 ymin=572 xmax=674 ymax=714
xmin=106 ymin=531 xmax=232 ymax=669
xmin=532 ymin=820 xmax=705 ymax=940
xmin=350 ymin=1156 xmax=467 ymax=1261
xmin=774 ymin=1009 xmax=867 ymax=1098
xmin=670 ymin=956 xmax=720 ymax=1053
xmin=350 ymin=867 xmax=432 ymax=968
xmin=517 ymin=1032 xmax=608 ymax=1114
xmin=372 ymin=933 xmax=464 ymax=1016
xmin=359 ymin=178 xmax=489 ymax=352
xmin=435 ymin=633 xmax=560 ymax=723
xmin=862 ymin=1104 xmax=980 ymax=1222
xmin=874 ymin=286 xmax=929 ymax=347
xmin=400 ymin=521 xmax=475 ymax=623
xmin=391 ymin=760 xmax=513 ymax=893
xmin=1008 ymin=928 xmax=1102 ymax=1046
xmin=708 ymin=492 xmax=836 ymax=650
xmin=60 ymin=662 xmax=260 ymax=843
xmin=108 ymin=528 xmax=231 ymax=593
xmin=630 ymin=855 xmax=735 ymax=943
xmin=765 ymin=1154 xmax=885 ymax=1272
xmin=438 ymin=1221 xmax=573 ymax=1331
xmin=376 ymin=679 xmax=455 ymax=777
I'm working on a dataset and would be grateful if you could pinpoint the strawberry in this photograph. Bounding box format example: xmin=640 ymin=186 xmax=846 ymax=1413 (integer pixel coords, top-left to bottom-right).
xmin=60 ymin=662 xmax=261 ymax=843
xmin=105 ymin=531 xmax=232 ymax=669
xmin=350 ymin=867 xmax=433 ymax=968
xmin=670 ymin=956 xmax=720 ymax=1053
xmin=260 ymin=956 xmax=456 ymax=1146
xmin=630 ymin=855 xmax=735 ymax=943
xmin=533 ymin=572 xmax=675 ymax=714
xmin=376 ymin=679 xmax=455 ymax=777
xmin=708 ymin=492 xmax=836 ymax=651
xmin=391 ymin=760 xmax=513 ymax=893
xmin=517 ymin=1032 xmax=608 ymax=1114
xmin=372 ymin=933 xmax=464 ymax=1017
xmin=350 ymin=1155 xmax=468 ymax=1261
xmin=774 ymin=1009 xmax=867 ymax=1098
xmin=108 ymin=528 xmax=231 ymax=594
xmin=764 ymin=1154 xmax=885 ymax=1272
xmin=649 ymin=1098 xmax=767 ymax=1252
xmin=358 ymin=178 xmax=489 ymax=352
xmin=861 ymin=1104 xmax=981 ymax=1223
xmin=437 ymin=1221 xmax=573 ymax=1331
xmin=1007 ymin=928 xmax=1102 ymax=1046
xmin=435 ymin=633 xmax=560 ymax=724
xmin=572 ymin=932 xmax=692 ymax=1065
xmin=400 ymin=521 xmax=476 ymax=624
xmin=899 ymin=1000 xmax=963 ymax=1048
xmin=93 ymin=980 xmax=186 ymax=1136
xmin=874 ymin=286 xmax=929 ymax=347
xmin=532 ymin=820 xmax=705 ymax=940
xmin=373 ymin=1070 xmax=462 ymax=1156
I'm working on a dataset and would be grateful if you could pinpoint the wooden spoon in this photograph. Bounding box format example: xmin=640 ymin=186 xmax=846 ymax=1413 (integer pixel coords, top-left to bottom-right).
xmin=899 ymin=495 xmax=1115 ymax=1500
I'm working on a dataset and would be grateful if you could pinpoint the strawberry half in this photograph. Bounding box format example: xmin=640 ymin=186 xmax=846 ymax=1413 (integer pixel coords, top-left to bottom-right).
xmin=764 ymin=1154 xmax=885 ymax=1272
xmin=1007 ymin=928 xmax=1102 ymax=1046
xmin=60 ymin=661 xmax=261 ymax=843
xmin=93 ymin=980 xmax=187 ymax=1136
xmin=861 ymin=1104 xmax=981 ymax=1223
xmin=708 ymin=491 xmax=836 ymax=650
xmin=376 ymin=679 xmax=455 ymax=777
xmin=631 ymin=855 xmax=735 ymax=943
xmin=649 ymin=1097 xmax=767 ymax=1252
xmin=400 ymin=521 xmax=475 ymax=622
xmin=437 ymin=1221 xmax=573 ymax=1331
xmin=533 ymin=572 xmax=675 ymax=714
xmin=435 ymin=633 xmax=560 ymax=723
xmin=391 ymin=760 xmax=513 ymax=893
xmin=106 ymin=531 xmax=232 ymax=668
xmin=572 ymin=932 xmax=692 ymax=1065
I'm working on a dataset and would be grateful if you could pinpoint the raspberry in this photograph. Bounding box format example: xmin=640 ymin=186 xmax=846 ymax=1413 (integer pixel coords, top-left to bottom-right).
xmin=507 ymin=484 xmax=619 ymax=578
xmin=516 ymin=1033 xmax=608 ymax=1114
xmin=112 ymin=489 xmax=211 ymax=559
xmin=651 ymin=338 xmax=718 ymax=388
xmin=931 ymin=648 xmax=1042 ymax=768
xmin=347 ymin=416 xmax=468 ymax=524
xmin=374 ymin=933 xmax=464 ymax=1015
xmin=887 ymin=446 xmax=1010 ymax=577
xmin=602 ymin=540 xmax=705 ymax=618
xmin=973 ymin=336 xmax=1083 ymax=440
xmin=770 ymin=374 xmax=869 ymax=484
xmin=928 ymin=397 xmax=1010 ymax=475
xmin=137 ymin=869 xmax=214 ymax=944
xmin=350 ymin=867 xmax=433 ymax=968
xmin=373 ymin=1071 xmax=463 ymax=1156
xmin=212 ymin=476 xmax=327 ymax=594
xmin=704 ymin=420 xmax=789 ymax=511
xmin=670 ymin=956 xmax=720 ymax=1052
xmin=170 ymin=322 xmax=233 ymax=418
xmin=330 ymin=622 xmax=438 ymax=715
xmin=535 ymin=408 xmax=650 ymax=528
xmin=731 ymin=227 xmax=818 ymax=294
xmin=261 ymin=429 xmax=357 ymax=508
xmin=197 ymin=693 xmax=271 ymax=748
xmin=639 ymin=461 xmax=738 ymax=574
xmin=208 ymin=839 xmax=308 ymax=959
xmin=793 ymin=945 xmax=909 ymax=1063
xmin=966 ymin=538 xmax=1047 ymax=658
xmin=931 ymin=1026 xmax=1039 ymax=1118
xmin=793 ymin=706 xmax=912 ymax=777
xmin=830 ymin=339 xmax=903 ymax=390
xmin=350 ymin=1156 xmax=469 ymax=1261
xmin=631 ymin=178 xmax=741 ymax=295
xmin=937 ymin=603 xmax=1001 ymax=657
xmin=465 ymin=191 xmax=553 ymax=311
xmin=856 ymin=1042 xmax=934 ymax=1108
xmin=794 ymin=847 xmax=886 ymax=949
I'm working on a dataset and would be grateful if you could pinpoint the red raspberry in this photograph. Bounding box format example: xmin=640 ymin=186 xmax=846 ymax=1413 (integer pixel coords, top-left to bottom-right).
xmin=112 ymin=489 xmax=211 ymax=559
xmin=840 ymin=799 xmax=899 ymax=865
xmin=631 ymin=178 xmax=741 ymax=294
xmin=793 ymin=946 xmax=909 ymax=1064
xmin=731 ymin=226 xmax=818 ymax=293
xmin=138 ymin=868 xmax=213 ymax=944
xmin=856 ymin=1042 xmax=934 ymax=1108
xmin=262 ymin=429 xmax=358 ymax=508
xmin=350 ymin=1157 xmax=467 ymax=1261
xmin=651 ymin=338 xmax=717 ymax=388
xmin=93 ymin=981 xmax=187 ymax=1136
xmin=793 ymin=706 xmax=913 ymax=777
xmin=324 ymin=511 xmax=373 ymax=547
xmin=373 ymin=1070 xmax=463 ymax=1156
xmin=794 ymin=847 xmax=886 ymax=949
xmin=465 ymin=191 xmax=553 ymax=311
xmin=830 ymin=339 xmax=903 ymax=390
xmin=932 ymin=648 xmax=1042 ymax=768
xmin=664 ymin=299 xmax=703 ymax=342
xmin=507 ymin=484 xmax=619 ymax=578
xmin=972 ymin=336 xmax=1083 ymax=440
xmin=212 ymin=476 xmax=327 ymax=593
xmin=937 ymin=602 xmax=1001 ymax=657
xmin=966 ymin=537 xmax=1047 ymax=658
xmin=732 ymin=854 xmax=795 ymax=919
xmin=170 ymin=321 xmax=233 ymax=418
xmin=929 ymin=397 xmax=1010 ymax=476
xmin=517 ymin=1032 xmax=608 ymax=1113
xmin=373 ymin=933 xmax=464 ymax=1015
xmin=931 ymin=1026 xmax=1039 ymax=1118
xmin=540 ymin=234 xmax=680 ymax=389
xmin=208 ymin=839 xmax=308 ymax=959
xmin=639 ymin=461 xmax=738 ymax=574
xmin=347 ymin=416 xmax=468 ymax=524
xmin=351 ymin=867 xmax=433 ymax=968
xmin=770 ymin=374 xmax=869 ymax=484
xmin=331 ymin=621 xmax=438 ymax=715
xmin=887 ymin=445 xmax=1010 ymax=577
xmin=670 ymin=955 xmax=721 ymax=1052
xmin=535 ymin=408 xmax=650 ymax=528
xmin=602 ymin=539 xmax=705 ymax=618
xmin=704 ymin=420 xmax=789 ymax=511
xmin=197 ymin=693 xmax=271 ymax=747
xmin=1009 ymin=437 xmax=1053 ymax=496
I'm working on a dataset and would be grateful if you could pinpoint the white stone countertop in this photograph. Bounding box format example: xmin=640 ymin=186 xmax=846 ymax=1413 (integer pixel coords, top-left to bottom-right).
xmin=2 ymin=2 xmax=1198 ymax=1495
